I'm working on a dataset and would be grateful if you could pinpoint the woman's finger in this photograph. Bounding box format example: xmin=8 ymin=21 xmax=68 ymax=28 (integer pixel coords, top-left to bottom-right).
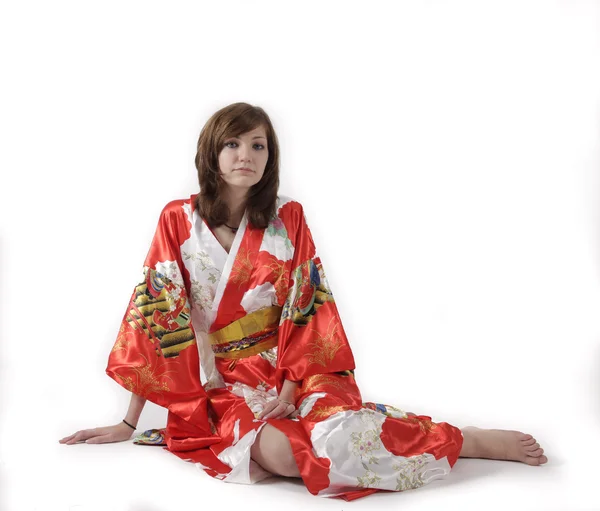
xmin=280 ymin=404 xmax=296 ymax=419
xmin=257 ymin=399 xmax=279 ymax=419
xmin=64 ymin=429 xmax=99 ymax=445
xmin=272 ymin=403 xmax=296 ymax=420
xmin=62 ymin=431 xmax=86 ymax=445
xmin=257 ymin=403 xmax=274 ymax=419
xmin=59 ymin=433 xmax=78 ymax=444
xmin=260 ymin=403 xmax=283 ymax=420
xmin=262 ymin=402 xmax=287 ymax=420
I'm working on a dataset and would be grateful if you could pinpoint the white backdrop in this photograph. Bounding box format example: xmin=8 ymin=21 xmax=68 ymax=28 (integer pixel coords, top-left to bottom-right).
xmin=1 ymin=1 xmax=599 ymax=510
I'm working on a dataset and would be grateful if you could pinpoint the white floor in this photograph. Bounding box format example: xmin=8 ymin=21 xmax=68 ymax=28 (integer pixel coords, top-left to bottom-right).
xmin=1 ymin=416 xmax=590 ymax=511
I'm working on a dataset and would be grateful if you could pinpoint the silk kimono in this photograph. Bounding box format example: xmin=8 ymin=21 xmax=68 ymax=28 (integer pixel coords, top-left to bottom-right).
xmin=106 ymin=195 xmax=463 ymax=501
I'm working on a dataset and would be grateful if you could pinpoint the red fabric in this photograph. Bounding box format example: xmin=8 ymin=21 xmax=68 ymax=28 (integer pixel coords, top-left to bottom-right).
xmin=380 ymin=415 xmax=463 ymax=467
xmin=274 ymin=202 xmax=356 ymax=391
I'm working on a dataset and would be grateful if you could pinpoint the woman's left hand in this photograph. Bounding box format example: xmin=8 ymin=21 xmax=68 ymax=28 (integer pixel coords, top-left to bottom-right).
xmin=258 ymin=398 xmax=296 ymax=420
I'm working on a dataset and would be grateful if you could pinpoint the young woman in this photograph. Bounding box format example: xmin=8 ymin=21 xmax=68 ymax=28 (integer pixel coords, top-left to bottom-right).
xmin=59 ymin=102 xmax=547 ymax=501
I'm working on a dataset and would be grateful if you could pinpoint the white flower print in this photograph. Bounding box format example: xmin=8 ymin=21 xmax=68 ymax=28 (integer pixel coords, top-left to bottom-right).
xmin=190 ymin=280 xmax=214 ymax=311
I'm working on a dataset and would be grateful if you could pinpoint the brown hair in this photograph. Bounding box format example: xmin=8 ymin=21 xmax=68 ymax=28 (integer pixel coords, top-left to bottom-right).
xmin=194 ymin=102 xmax=280 ymax=229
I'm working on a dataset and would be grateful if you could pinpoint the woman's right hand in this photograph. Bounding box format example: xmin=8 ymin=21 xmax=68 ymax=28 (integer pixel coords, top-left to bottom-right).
xmin=59 ymin=422 xmax=135 ymax=445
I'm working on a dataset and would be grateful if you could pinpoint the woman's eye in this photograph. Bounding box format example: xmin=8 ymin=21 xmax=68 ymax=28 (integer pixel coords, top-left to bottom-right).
xmin=224 ymin=141 xmax=265 ymax=150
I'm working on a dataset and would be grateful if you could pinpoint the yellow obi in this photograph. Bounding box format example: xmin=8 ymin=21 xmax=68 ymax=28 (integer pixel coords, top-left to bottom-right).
xmin=208 ymin=306 xmax=282 ymax=359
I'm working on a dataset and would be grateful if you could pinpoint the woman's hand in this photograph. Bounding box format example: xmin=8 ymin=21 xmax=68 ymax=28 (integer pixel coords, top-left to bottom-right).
xmin=59 ymin=422 xmax=135 ymax=445
xmin=258 ymin=398 xmax=296 ymax=420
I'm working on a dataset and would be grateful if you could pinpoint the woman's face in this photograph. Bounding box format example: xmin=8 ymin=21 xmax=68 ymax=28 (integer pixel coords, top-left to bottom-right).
xmin=218 ymin=125 xmax=269 ymax=191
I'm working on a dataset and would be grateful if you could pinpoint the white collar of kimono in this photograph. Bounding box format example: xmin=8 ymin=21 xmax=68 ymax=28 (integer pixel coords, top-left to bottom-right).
xmin=191 ymin=208 xmax=249 ymax=326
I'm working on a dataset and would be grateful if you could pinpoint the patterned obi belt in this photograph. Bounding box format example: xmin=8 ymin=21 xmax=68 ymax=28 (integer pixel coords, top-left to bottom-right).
xmin=208 ymin=306 xmax=282 ymax=359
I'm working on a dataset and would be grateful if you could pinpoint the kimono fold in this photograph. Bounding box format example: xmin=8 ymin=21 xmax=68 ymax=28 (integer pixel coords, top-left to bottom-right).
xmin=106 ymin=195 xmax=463 ymax=500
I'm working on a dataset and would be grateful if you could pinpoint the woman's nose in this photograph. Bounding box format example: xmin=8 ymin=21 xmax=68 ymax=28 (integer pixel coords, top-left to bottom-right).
xmin=238 ymin=144 xmax=251 ymax=161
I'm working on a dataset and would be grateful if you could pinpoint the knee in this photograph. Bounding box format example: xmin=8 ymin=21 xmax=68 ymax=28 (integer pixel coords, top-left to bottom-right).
xmin=251 ymin=426 xmax=300 ymax=478
xmin=276 ymin=449 xmax=300 ymax=478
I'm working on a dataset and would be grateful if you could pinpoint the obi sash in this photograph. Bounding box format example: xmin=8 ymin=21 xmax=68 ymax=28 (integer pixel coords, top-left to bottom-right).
xmin=208 ymin=306 xmax=282 ymax=359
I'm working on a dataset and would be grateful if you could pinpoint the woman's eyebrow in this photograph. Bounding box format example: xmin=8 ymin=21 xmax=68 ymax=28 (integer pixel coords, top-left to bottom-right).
xmin=229 ymin=135 xmax=267 ymax=140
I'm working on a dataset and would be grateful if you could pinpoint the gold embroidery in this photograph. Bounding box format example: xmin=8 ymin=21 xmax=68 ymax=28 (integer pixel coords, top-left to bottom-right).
xmin=111 ymin=322 xmax=133 ymax=353
xmin=115 ymin=354 xmax=175 ymax=398
xmin=267 ymin=259 xmax=288 ymax=303
xmin=309 ymin=405 xmax=351 ymax=420
xmin=230 ymin=248 xmax=253 ymax=287
xmin=116 ymin=374 xmax=136 ymax=393
xmin=405 ymin=416 xmax=438 ymax=434
xmin=306 ymin=317 xmax=344 ymax=367
xmin=267 ymin=258 xmax=286 ymax=281
xmin=303 ymin=374 xmax=346 ymax=392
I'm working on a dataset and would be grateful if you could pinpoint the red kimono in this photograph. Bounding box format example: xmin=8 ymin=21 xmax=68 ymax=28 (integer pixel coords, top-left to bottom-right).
xmin=106 ymin=195 xmax=463 ymax=500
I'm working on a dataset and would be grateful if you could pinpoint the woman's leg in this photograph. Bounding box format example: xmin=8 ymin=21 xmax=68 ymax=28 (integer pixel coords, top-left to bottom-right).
xmin=459 ymin=426 xmax=548 ymax=465
xmin=250 ymin=421 xmax=548 ymax=478
xmin=251 ymin=424 xmax=301 ymax=477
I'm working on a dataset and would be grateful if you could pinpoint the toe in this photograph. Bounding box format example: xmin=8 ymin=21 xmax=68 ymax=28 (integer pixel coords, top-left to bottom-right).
xmin=526 ymin=454 xmax=548 ymax=466
xmin=527 ymin=447 xmax=544 ymax=457
xmin=520 ymin=433 xmax=533 ymax=441
xmin=521 ymin=437 xmax=536 ymax=446
xmin=525 ymin=442 xmax=540 ymax=452
xmin=524 ymin=456 xmax=543 ymax=466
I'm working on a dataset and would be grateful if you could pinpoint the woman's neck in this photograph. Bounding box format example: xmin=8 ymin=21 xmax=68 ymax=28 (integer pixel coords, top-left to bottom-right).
xmin=221 ymin=186 xmax=248 ymax=226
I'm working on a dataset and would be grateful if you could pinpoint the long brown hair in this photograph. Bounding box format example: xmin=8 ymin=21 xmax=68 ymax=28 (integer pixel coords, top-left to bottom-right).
xmin=194 ymin=102 xmax=280 ymax=229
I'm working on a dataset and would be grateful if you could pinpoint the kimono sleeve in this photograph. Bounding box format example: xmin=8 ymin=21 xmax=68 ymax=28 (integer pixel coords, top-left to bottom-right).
xmin=275 ymin=202 xmax=356 ymax=388
xmin=106 ymin=199 xmax=216 ymax=448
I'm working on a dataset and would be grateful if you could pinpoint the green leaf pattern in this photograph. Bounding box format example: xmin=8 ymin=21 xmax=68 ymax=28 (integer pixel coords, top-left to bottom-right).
xmin=266 ymin=217 xmax=292 ymax=249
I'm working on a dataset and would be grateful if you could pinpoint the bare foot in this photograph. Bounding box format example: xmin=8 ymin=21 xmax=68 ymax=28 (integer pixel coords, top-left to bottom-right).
xmin=460 ymin=426 xmax=548 ymax=466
